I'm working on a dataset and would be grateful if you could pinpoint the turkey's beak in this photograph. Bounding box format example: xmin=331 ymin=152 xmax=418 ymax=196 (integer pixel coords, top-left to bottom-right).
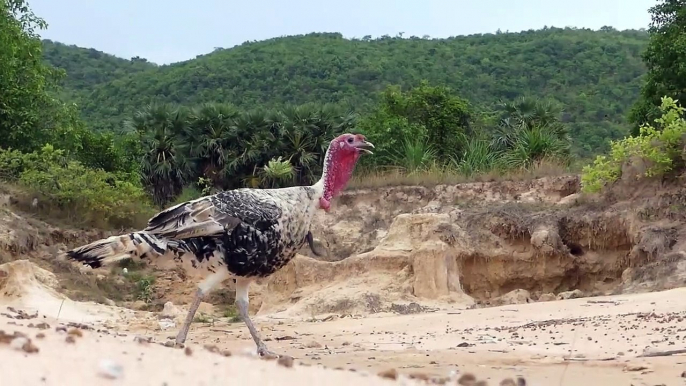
xmin=356 ymin=140 xmax=374 ymax=155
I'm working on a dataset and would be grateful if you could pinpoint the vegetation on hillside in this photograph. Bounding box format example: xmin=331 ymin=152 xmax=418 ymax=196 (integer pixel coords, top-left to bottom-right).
xmin=120 ymin=81 xmax=573 ymax=208
xmin=41 ymin=39 xmax=155 ymax=102
xmin=44 ymin=28 xmax=650 ymax=157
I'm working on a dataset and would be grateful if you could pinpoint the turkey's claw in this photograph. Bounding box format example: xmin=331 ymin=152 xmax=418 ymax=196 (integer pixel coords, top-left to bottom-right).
xmin=257 ymin=345 xmax=279 ymax=359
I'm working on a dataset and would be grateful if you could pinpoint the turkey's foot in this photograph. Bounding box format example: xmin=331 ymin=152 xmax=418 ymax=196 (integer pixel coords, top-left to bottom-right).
xmin=257 ymin=344 xmax=279 ymax=359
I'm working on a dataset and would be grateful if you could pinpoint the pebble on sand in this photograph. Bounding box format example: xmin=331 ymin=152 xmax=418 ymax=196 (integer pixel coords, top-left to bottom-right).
xmin=98 ymin=359 xmax=123 ymax=379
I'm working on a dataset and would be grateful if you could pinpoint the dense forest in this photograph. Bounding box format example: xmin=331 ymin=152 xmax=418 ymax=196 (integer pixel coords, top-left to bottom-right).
xmin=1 ymin=0 xmax=685 ymax=230
xmin=41 ymin=40 xmax=155 ymax=101
xmin=43 ymin=29 xmax=650 ymax=156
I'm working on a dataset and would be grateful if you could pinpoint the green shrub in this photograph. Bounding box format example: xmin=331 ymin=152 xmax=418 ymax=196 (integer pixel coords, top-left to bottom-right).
xmin=581 ymin=96 xmax=686 ymax=193
xmin=0 ymin=144 xmax=154 ymax=228
xmin=453 ymin=138 xmax=498 ymax=176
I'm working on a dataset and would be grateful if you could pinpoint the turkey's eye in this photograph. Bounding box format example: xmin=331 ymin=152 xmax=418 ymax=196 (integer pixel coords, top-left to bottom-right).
xmin=347 ymin=137 xmax=353 ymax=144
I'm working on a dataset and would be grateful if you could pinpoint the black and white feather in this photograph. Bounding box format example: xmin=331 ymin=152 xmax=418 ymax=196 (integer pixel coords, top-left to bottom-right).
xmin=64 ymin=184 xmax=324 ymax=278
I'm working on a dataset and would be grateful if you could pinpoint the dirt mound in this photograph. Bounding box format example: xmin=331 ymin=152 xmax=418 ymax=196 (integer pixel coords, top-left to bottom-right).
xmin=0 ymin=259 xmax=130 ymax=323
xmin=0 ymin=259 xmax=62 ymax=301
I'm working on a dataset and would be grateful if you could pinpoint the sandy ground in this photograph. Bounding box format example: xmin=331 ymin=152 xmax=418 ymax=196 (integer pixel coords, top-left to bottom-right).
xmin=3 ymin=288 xmax=686 ymax=385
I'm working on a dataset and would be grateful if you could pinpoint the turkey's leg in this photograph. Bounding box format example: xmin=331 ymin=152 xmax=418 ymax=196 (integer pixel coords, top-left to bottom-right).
xmin=175 ymin=270 xmax=229 ymax=345
xmin=235 ymin=277 xmax=278 ymax=358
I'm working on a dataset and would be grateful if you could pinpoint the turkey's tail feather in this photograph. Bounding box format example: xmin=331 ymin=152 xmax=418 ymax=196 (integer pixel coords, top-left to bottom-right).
xmin=63 ymin=232 xmax=169 ymax=269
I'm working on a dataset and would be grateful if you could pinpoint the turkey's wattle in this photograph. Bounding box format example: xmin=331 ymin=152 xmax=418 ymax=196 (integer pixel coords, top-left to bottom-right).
xmin=62 ymin=133 xmax=373 ymax=358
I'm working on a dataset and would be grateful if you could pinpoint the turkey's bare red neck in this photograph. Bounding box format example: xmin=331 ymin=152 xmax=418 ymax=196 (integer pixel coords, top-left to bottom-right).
xmin=315 ymin=139 xmax=362 ymax=212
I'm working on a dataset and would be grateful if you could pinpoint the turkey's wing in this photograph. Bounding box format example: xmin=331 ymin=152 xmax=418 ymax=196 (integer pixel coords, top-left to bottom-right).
xmin=144 ymin=189 xmax=282 ymax=239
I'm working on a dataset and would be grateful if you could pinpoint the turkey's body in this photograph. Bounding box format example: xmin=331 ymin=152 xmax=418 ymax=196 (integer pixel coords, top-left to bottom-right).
xmin=68 ymin=184 xmax=322 ymax=279
xmin=148 ymin=185 xmax=321 ymax=279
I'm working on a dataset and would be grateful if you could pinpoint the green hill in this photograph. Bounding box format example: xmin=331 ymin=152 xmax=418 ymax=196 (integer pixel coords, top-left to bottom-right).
xmin=42 ymin=27 xmax=650 ymax=156
xmin=41 ymin=40 xmax=156 ymax=94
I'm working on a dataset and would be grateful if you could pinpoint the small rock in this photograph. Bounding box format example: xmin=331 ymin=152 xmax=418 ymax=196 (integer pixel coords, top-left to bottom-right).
xmin=305 ymin=340 xmax=322 ymax=348
xmin=517 ymin=377 xmax=527 ymax=386
xmin=491 ymin=289 xmax=531 ymax=306
xmin=0 ymin=330 xmax=25 ymax=344
xmin=98 ymin=359 xmax=123 ymax=379
xmin=134 ymin=336 xmax=151 ymax=345
xmin=458 ymin=373 xmax=477 ymax=385
xmin=163 ymin=340 xmax=175 ymax=348
xmin=158 ymin=319 xmax=176 ymax=330
xmin=538 ymin=293 xmax=556 ymax=302
xmin=10 ymin=337 xmax=29 ymax=351
xmin=22 ymin=340 xmax=39 ymax=353
xmin=624 ymin=363 xmax=650 ymax=372
xmin=377 ymin=368 xmax=398 ymax=380
xmin=68 ymin=328 xmax=83 ymax=337
xmin=161 ymin=302 xmax=181 ymax=319
xmin=277 ymin=355 xmax=294 ymax=368
xmin=11 ymin=336 xmax=39 ymax=354
xmin=184 ymin=347 xmax=193 ymax=356
xmin=557 ymin=289 xmax=584 ymax=300
xmin=408 ymin=372 xmax=431 ymax=381
xmin=500 ymin=378 xmax=516 ymax=386
xmin=680 ymin=370 xmax=686 ymax=378
xmin=65 ymin=336 xmax=76 ymax=344
xmin=35 ymin=333 xmax=45 ymax=339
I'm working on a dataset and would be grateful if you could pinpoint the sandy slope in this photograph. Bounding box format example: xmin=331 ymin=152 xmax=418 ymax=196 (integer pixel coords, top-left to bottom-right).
xmin=3 ymin=287 xmax=686 ymax=385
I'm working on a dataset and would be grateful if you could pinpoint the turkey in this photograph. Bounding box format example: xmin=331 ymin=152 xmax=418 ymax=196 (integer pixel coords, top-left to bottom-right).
xmin=61 ymin=133 xmax=374 ymax=358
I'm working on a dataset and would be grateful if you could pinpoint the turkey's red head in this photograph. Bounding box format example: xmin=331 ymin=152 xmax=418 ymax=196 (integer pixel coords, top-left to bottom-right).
xmin=319 ymin=133 xmax=374 ymax=212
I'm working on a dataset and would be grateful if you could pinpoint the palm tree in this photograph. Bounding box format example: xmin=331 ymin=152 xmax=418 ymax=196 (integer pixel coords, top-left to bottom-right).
xmin=223 ymin=109 xmax=271 ymax=189
xmin=185 ymin=103 xmax=239 ymax=188
xmin=497 ymin=126 xmax=571 ymax=169
xmin=129 ymin=102 xmax=358 ymax=200
xmin=278 ymin=103 xmax=357 ymax=185
xmin=126 ymin=104 xmax=193 ymax=207
xmin=491 ymin=96 xmax=571 ymax=169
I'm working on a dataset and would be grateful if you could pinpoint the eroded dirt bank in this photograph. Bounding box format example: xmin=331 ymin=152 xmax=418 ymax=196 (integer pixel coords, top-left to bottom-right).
xmin=252 ymin=174 xmax=686 ymax=317
xmin=2 ymin=175 xmax=686 ymax=316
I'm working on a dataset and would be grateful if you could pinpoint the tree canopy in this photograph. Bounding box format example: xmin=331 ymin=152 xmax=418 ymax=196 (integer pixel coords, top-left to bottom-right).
xmin=629 ymin=0 xmax=686 ymax=135
xmin=43 ymin=28 xmax=650 ymax=157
